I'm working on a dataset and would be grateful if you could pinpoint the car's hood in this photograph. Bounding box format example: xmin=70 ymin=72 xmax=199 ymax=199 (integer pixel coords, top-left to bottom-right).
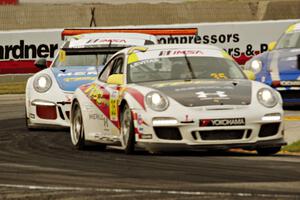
xmin=140 ymin=79 xmax=252 ymax=107
xmin=268 ymin=48 xmax=300 ymax=74
xmin=51 ymin=66 xmax=101 ymax=92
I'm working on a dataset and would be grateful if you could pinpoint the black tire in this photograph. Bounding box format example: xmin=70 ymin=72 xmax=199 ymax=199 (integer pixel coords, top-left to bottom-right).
xmin=70 ymin=101 xmax=85 ymax=150
xmin=256 ymin=146 xmax=281 ymax=156
xmin=120 ymin=103 xmax=135 ymax=154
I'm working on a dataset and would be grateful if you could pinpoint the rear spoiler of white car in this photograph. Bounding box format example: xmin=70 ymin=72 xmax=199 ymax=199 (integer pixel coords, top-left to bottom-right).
xmin=61 ymin=28 xmax=198 ymax=40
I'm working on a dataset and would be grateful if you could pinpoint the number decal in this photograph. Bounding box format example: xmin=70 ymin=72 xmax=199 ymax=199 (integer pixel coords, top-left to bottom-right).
xmin=210 ymin=73 xmax=228 ymax=79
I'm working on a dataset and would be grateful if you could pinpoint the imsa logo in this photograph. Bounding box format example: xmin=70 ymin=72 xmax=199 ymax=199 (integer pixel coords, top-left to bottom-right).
xmin=200 ymin=118 xmax=245 ymax=127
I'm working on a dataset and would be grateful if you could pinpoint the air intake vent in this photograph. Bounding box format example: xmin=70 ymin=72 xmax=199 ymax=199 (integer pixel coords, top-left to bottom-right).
xmin=259 ymin=123 xmax=280 ymax=137
xmin=193 ymin=130 xmax=245 ymax=140
xmin=154 ymin=127 xmax=182 ymax=140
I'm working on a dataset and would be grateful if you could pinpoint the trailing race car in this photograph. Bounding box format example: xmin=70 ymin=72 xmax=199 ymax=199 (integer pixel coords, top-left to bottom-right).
xmin=25 ymin=32 xmax=158 ymax=129
xmin=70 ymin=44 xmax=286 ymax=155
xmin=245 ymin=22 xmax=300 ymax=105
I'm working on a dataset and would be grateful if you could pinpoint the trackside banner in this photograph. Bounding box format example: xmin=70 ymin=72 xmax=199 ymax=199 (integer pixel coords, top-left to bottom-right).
xmin=0 ymin=20 xmax=298 ymax=74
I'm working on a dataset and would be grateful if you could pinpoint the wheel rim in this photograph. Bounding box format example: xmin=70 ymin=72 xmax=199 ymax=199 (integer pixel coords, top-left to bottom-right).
xmin=72 ymin=106 xmax=82 ymax=145
xmin=121 ymin=106 xmax=132 ymax=147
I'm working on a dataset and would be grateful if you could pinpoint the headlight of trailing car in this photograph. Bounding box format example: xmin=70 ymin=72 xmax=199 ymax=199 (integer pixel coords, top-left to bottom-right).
xmin=250 ymin=60 xmax=262 ymax=74
xmin=33 ymin=74 xmax=52 ymax=93
xmin=257 ymin=88 xmax=278 ymax=108
xmin=145 ymin=91 xmax=169 ymax=111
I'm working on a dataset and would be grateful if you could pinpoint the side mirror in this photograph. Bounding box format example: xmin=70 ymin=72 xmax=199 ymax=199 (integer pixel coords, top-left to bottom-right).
xmin=268 ymin=41 xmax=277 ymax=51
xmin=243 ymin=70 xmax=256 ymax=80
xmin=107 ymin=74 xmax=124 ymax=85
xmin=34 ymin=58 xmax=47 ymax=70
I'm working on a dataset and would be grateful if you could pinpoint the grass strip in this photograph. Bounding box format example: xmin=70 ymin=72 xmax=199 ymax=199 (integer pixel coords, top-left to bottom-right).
xmin=282 ymin=140 xmax=300 ymax=153
xmin=0 ymin=81 xmax=26 ymax=94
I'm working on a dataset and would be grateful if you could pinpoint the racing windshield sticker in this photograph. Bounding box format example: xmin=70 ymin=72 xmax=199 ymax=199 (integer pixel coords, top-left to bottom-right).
xmin=127 ymin=53 xmax=139 ymax=64
xmin=59 ymin=50 xmax=66 ymax=62
xmin=132 ymin=49 xmax=223 ymax=61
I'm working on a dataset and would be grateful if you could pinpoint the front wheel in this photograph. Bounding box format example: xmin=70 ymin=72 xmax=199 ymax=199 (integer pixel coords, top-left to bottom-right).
xmin=120 ymin=103 xmax=135 ymax=154
xmin=70 ymin=101 xmax=85 ymax=150
xmin=256 ymin=147 xmax=281 ymax=156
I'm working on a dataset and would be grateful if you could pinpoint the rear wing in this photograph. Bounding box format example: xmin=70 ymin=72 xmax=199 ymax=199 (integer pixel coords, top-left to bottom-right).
xmin=61 ymin=28 xmax=198 ymax=40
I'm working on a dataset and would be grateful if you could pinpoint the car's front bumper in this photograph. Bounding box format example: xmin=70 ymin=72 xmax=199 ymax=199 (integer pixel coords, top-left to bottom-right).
xmin=27 ymin=99 xmax=71 ymax=128
xmin=132 ymin=104 xmax=285 ymax=152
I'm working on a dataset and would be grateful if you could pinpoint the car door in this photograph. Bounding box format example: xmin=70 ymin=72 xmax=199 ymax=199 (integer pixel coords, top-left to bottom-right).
xmin=84 ymin=54 xmax=125 ymax=143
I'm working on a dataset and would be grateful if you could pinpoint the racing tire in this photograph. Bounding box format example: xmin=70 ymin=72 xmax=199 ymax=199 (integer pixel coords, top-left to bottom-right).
xmin=70 ymin=101 xmax=86 ymax=150
xmin=120 ymin=103 xmax=135 ymax=154
xmin=256 ymin=147 xmax=281 ymax=156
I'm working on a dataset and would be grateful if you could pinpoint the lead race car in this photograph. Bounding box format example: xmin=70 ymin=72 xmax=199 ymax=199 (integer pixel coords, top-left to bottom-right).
xmin=70 ymin=44 xmax=286 ymax=155
xmin=245 ymin=22 xmax=300 ymax=105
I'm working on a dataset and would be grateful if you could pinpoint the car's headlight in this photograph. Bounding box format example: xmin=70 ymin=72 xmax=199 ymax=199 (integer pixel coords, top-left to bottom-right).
xmin=145 ymin=91 xmax=169 ymax=111
xmin=33 ymin=74 xmax=52 ymax=93
xmin=250 ymin=60 xmax=262 ymax=74
xmin=257 ymin=88 xmax=278 ymax=108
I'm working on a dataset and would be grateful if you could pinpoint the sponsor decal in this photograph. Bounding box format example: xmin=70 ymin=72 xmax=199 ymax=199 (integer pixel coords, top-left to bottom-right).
xmin=128 ymin=46 xmax=148 ymax=54
xmin=64 ymin=77 xmax=96 ymax=82
xmin=109 ymin=91 xmax=119 ymax=121
xmin=59 ymin=50 xmax=66 ymax=62
xmin=280 ymin=81 xmax=300 ymax=86
xmin=181 ymin=114 xmax=194 ymax=123
xmin=84 ymin=84 xmax=109 ymax=107
xmin=196 ymin=91 xmax=229 ymax=100
xmin=0 ymin=40 xmax=58 ymax=60
xmin=210 ymin=73 xmax=228 ymax=79
xmin=200 ymin=118 xmax=245 ymax=127
xmin=87 ymin=39 xmax=127 ymax=44
xmin=140 ymin=134 xmax=152 ymax=139
xmin=159 ymin=50 xmax=203 ymax=56
xmin=58 ymin=71 xmax=97 ymax=77
xmin=129 ymin=58 xmax=159 ymax=67
xmin=89 ymin=113 xmax=101 ymax=120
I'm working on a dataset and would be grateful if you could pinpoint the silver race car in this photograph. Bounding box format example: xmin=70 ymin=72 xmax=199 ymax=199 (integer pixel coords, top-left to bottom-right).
xmin=70 ymin=44 xmax=286 ymax=155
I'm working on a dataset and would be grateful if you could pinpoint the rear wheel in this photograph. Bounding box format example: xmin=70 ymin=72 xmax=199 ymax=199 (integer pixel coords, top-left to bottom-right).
xmin=256 ymin=147 xmax=281 ymax=156
xmin=70 ymin=101 xmax=85 ymax=150
xmin=120 ymin=103 xmax=135 ymax=154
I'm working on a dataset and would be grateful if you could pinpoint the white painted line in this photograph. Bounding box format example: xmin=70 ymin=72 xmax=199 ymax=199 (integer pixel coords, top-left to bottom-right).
xmin=0 ymin=183 xmax=298 ymax=198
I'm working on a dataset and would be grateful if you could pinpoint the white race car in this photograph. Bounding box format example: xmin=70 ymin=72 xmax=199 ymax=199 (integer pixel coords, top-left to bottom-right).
xmin=70 ymin=44 xmax=286 ymax=155
xmin=25 ymin=32 xmax=158 ymax=129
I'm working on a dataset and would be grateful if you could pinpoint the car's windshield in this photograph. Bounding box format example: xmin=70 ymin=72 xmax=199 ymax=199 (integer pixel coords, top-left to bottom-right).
xmin=127 ymin=56 xmax=245 ymax=83
xmin=276 ymin=32 xmax=300 ymax=49
xmin=52 ymin=53 xmax=113 ymax=68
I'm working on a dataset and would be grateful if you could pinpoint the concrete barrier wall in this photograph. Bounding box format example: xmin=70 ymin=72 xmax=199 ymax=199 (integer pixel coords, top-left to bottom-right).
xmin=263 ymin=1 xmax=300 ymax=20
xmin=0 ymin=1 xmax=299 ymax=31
